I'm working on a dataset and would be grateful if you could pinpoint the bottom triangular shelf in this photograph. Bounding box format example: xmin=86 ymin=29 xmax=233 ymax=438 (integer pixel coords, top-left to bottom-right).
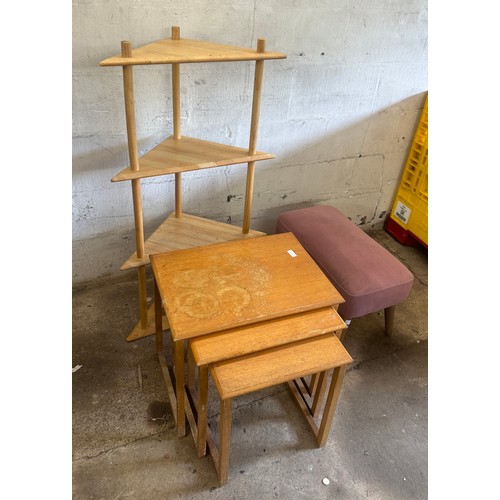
xmin=121 ymin=212 xmax=266 ymax=270
xmin=127 ymin=303 xmax=170 ymax=342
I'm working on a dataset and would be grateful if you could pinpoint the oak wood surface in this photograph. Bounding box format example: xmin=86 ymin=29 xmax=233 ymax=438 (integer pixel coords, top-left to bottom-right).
xmin=190 ymin=307 xmax=346 ymax=366
xmin=100 ymin=37 xmax=286 ymax=66
xmin=111 ymin=136 xmax=275 ymax=182
xmin=121 ymin=212 xmax=265 ymax=270
xmin=151 ymin=233 xmax=345 ymax=340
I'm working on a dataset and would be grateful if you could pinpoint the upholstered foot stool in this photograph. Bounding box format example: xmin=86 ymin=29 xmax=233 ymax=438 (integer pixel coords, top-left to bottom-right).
xmin=276 ymin=205 xmax=414 ymax=335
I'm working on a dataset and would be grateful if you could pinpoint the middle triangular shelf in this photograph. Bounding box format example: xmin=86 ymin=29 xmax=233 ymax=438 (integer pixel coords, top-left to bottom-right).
xmin=112 ymin=136 xmax=275 ymax=182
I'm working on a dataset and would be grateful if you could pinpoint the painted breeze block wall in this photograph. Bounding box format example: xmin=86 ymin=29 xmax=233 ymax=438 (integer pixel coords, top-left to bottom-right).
xmin=72 ymin=0 xmax=428 ymax=283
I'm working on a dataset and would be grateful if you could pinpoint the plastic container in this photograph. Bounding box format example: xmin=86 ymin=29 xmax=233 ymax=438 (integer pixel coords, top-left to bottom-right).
xmin=385 ymin=95 xmax=428 ymax=247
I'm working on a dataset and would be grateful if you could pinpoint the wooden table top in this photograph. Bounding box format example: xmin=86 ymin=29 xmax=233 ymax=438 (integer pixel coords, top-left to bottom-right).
xmin=150 ymin=232 xmax=344 ymax=341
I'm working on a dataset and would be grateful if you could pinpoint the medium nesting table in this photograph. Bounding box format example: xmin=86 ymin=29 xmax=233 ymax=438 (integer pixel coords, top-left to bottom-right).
xmin=150 ymin=232 xmax=349 ymax=481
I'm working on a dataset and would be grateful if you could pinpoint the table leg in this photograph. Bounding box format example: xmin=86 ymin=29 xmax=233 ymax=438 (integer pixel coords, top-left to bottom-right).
xmin=219 ymin=398 xmax=233 ymax=486
xmin=187 ymin=348 xmax=195 ymax=391
xmin=154 ymin=278 xmax=164 ymax=353
xmin=174 ymin=340 xmax=186 ymax=437
xmin=316 ymin=365 xmax=347 ymax=447
xmin=311 ymin=370 xmax=329 ymax=417
xmin=197 ymin=365 xmax=208 ymax=457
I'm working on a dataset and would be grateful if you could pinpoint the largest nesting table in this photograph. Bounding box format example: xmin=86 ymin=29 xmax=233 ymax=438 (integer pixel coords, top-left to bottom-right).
xmin=150 ymin=232 xmax=346 ymax=440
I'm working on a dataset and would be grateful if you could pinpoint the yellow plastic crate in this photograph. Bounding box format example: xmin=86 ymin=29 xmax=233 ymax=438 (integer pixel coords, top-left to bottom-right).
xmin=388 ymin=95 xmax=428 ymax=246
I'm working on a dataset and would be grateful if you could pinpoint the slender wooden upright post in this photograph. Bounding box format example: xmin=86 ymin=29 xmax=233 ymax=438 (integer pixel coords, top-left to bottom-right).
xmin=171 ymin=26 xmax=182 ymax=218
xmin=122 ymin=41 xmax=148 ymax=329
xmin=154 ymin=279 xmax=164 ymax=353
xmin=242 ymin=38 xmax=266 ymax=234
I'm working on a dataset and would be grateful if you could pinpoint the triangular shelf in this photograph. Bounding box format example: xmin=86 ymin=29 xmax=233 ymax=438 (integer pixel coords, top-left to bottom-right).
xmin=112 ymin=136 xmax=275 ymax=182
xmin=126 ymin=304 xmax=170 ymax=342
xmin=121 ymin=212 xmax=265 ymax=270
xmin=99 ymin=37 xmax=286 ymax=66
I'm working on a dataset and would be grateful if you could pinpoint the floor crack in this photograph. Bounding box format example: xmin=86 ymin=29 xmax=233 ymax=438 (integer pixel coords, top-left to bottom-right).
xmin=73 ymin=430 xmax=163 ymax=463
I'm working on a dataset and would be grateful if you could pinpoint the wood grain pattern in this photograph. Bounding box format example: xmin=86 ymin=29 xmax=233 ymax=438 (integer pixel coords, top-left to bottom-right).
xmin=121 ymin=212 xmax=265 ymax=270
xmin=111 ymin=136 xmax=275 ymax=182
xmin=100 ymin=37 xmax=286 ymax=66
xmin=151 ymin=233 xmax=345 ymax=340
xmin=211 ymin=334 xmax=352 ymax=400
xmin=190 ymin=307 xmax=346 ymax=366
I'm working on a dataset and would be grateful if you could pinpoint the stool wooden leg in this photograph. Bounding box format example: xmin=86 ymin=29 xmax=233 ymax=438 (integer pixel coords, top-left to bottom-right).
xmin=384 ymin=306 xmax=396 ymax=336
xmin=197 ymin=365 xmax=209 ymax=458
xmin=219 ymin=398 xmax=233 ymax=486
xmin=316 ymin=365 xmax=347 ymax=447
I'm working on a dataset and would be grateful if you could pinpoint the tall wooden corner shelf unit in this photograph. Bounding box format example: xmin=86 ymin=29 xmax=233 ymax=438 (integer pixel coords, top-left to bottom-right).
xmin=100 ymin=26 xmax=286 ymax=342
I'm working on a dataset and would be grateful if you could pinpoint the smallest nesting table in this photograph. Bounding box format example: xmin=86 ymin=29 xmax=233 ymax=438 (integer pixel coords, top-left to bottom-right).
xmin=151 ymin=232 xmax=345 ymax=438
xmin=189 ymin=308 xmax=351 ymax=485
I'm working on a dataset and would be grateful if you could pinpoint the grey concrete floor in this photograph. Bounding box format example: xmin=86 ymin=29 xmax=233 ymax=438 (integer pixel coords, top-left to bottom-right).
xmin=72 ymin=229 xmax=428 ymax=499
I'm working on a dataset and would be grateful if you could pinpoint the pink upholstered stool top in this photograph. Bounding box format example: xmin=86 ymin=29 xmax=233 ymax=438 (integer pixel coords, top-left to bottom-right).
xmin=276 ymin=205 xmax=414 ymax=320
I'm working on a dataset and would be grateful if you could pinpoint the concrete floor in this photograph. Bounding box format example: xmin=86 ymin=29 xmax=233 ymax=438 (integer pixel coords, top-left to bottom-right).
xmin=72 ymin=229 xmax=428 ymax=499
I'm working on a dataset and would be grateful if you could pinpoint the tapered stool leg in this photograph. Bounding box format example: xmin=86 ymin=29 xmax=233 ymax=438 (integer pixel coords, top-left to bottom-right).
xmin=384 ymin=306 xmax=396 ymax=336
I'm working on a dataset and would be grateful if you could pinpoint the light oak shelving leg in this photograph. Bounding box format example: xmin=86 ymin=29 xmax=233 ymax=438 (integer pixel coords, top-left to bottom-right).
xmin=122 ymin=41 xmax=149 ymax=332
xmin=242 ymin=39 xmax=265 ymax=234
xmin=172 ymin=26 xmax=183 ymax=219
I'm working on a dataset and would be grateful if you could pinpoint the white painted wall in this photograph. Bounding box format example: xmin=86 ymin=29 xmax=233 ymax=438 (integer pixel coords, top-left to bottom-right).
xmin=72 ymin=0 xmax=427 ymax=284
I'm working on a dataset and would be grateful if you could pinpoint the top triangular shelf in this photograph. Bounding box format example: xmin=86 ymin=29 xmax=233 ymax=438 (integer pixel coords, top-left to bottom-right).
xmin=100 ymin=37 xmax=286 ymax=66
